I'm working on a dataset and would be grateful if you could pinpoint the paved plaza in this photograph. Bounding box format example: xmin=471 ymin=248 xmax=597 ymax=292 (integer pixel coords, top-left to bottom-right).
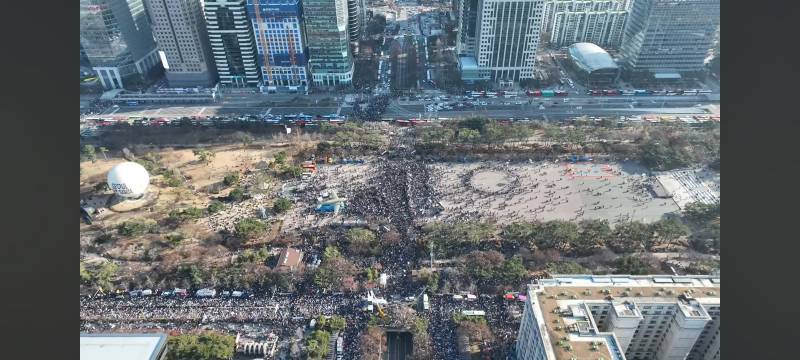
xmin=434 ymin=161 xmax=681 ymax=224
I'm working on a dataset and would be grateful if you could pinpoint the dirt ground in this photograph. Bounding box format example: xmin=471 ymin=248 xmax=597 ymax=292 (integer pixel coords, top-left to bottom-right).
xmin=433 ymin=161 xmax=681 ymax=225
xmin=79 ymin=142 xmax=313 ymax=282
xmin=278 ymin=162 xmax=374 ymax=234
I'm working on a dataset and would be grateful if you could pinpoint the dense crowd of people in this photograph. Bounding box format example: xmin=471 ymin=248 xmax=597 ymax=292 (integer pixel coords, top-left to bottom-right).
xmin=352 ymin=95 xmax=390 ymax=122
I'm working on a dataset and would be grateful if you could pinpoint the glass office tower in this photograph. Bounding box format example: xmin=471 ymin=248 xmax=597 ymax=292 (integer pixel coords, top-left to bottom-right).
xmin=619 ymin=0 xmax=720 ymax=76
xmin=79 ymin=0 xmax=162 ymax=89
xmin=303 ymin=0 xmax=354 ymax=86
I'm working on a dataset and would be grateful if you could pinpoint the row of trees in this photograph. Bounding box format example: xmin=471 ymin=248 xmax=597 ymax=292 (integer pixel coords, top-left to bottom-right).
xmin=416 ymin=120 xmax=541 ymax=151
xmin=422 ymin=217 xmax=690 ymax=258
xmin=413 ymin=118 xmax=720 ymax=171
xmin=87 ymin=122 xmax=287 ymax=149
xmin=503 ymin=218 xmax=690 ymax=254
xmin=317 ymin=123 xmax=385 ymax=151
xmin=460 ymin=250 xmax=529 ymax=291
xmin=421 ymin=222 xmax=497 ymax=258
xmin=172 ymin=263 xmax=294 ymax=291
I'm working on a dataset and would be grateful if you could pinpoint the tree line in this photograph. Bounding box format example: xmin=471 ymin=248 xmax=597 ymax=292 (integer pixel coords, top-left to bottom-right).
xmin=412 ymin=118 xmax=720 ymax=171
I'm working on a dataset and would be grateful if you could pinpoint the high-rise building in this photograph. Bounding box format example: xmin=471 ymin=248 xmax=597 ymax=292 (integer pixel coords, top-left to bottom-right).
xmin=247 ymin=0 xmax=309 ymax=89
xmin=455 ymin=0 xmax=480 ymax=55
xmin=80 ymin=0 xmax=162 ymax=89
xmin=203 ymin=0 xmax=262 ymax=86
xmin=542 ymin=0 xmax=630 ymax=49
xmin=346 ymin=0 xmax=366 ymax=43
xmin=516 ymin=275 xmax=721 ymax=360
xmin=303 ymin=0 xmax=354 ymax=86
xmin=471 ymin=0 xmax=546 ymax=83
xmin=145 ymin=0 xmax=217 ymax=87
xmin=619 ymin=0 xmax=720 ymax=76
xmin=80 ymin=44 xmax=91 ymax=68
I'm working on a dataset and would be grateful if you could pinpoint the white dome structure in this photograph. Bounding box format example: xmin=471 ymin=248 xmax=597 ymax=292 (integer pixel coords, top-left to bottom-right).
xmin=107 ymin=162 xmax=150 ymax=198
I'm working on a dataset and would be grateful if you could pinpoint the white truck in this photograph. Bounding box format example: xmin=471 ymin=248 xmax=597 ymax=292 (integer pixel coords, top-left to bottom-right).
xmin=196 ymin=288 xmax=217 ymax=298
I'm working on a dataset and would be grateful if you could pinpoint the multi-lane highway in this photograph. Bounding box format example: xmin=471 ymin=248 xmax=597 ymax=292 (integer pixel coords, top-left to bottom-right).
xmin=91 ymin=94 xmax=717 ymax=122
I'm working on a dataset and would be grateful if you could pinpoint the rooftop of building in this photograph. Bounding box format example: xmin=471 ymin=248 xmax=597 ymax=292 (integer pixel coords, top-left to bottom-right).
xmin=275 ymin=247 xmax=304 ymax=270
xmin=528 ymin=275 xmax=720 ymax=360
xmin=568 ymin=43 xmax=618 ymax=73
xmin=459 ymin=56 xmax=479 ymax=70
xmin=80 ymin=333 xmax=168 ymax=360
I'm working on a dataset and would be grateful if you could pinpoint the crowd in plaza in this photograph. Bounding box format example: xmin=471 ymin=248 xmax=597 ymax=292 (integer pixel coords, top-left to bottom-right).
xmin=436 ymin=161 xmax=677 ymax=224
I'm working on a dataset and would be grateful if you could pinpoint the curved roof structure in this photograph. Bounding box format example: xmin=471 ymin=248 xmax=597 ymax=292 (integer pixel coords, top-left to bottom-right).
xmin=568 ymin=43 xmax=618 ymax=73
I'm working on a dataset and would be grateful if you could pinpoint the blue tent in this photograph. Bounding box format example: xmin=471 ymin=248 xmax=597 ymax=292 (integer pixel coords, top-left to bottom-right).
xmin=316 ymin=204 xmax=338 ymax=213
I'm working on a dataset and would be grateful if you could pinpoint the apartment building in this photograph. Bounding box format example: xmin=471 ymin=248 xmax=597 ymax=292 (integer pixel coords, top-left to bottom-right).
xmin=516 ymin=275 xmax=721 ymax=360
xmin=542 ymin=0 xmax=630 ymax=49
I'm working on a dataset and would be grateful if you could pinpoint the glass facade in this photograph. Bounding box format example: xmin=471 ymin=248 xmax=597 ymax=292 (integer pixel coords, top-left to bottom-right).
xmin=79 ymin=0 xmax=159 ymax=87
xmin=303 ymin=0 xmax=354 ymax=85
xmin=619 ymin=0 xmax=720 ymax=74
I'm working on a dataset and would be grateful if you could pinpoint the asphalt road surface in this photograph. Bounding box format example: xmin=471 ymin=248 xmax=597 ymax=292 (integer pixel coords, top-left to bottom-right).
xmin=103 ymin=100 xmax=713 ymax=122
xmin=104 ymin=105 xmax=345 ymax=118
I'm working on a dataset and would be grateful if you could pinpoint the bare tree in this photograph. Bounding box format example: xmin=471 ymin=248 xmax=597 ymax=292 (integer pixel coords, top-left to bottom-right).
xmin=358 ymin=326 xmax=386 ymax=360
